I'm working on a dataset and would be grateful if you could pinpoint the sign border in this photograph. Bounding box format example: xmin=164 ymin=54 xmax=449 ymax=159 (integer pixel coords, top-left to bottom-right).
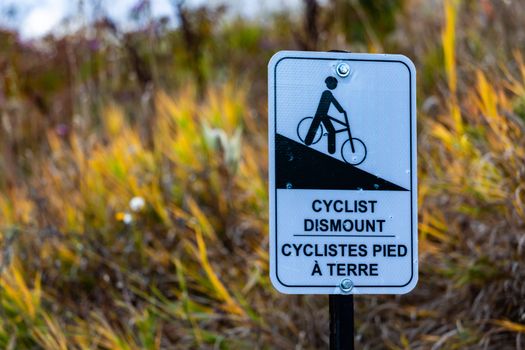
xmin=269 ymin=51 xmax=417 ymax=293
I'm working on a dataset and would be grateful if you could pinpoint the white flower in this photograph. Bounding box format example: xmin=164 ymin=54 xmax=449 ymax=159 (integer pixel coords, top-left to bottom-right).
xmin=129 ymin=196 xmax=145 ymax=212
xmin=122 ymin=212 xmax=133 ymax=224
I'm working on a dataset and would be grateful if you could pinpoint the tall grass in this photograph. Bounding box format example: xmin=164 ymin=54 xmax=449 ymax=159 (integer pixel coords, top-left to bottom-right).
xmin=1 ymin=0 xmax=525 ymax=348
xmin=0 ymin=80 xmax=273 ymax=348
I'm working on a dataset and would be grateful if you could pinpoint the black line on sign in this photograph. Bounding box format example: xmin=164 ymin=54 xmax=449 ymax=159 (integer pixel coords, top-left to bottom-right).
xmin=293 ymin=234 xmax=396 ymax=238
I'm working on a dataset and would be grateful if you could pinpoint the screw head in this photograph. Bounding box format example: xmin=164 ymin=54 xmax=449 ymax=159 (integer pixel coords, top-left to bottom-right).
xmin=336 ymin=63 xmax=350 ymax=78
xmin=340 ymin=278 xmax=354 ymax=293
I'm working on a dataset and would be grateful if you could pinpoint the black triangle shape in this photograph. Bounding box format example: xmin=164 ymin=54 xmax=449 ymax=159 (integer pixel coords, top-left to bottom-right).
xmin=276 ymin=134 xmax=408 ymax=191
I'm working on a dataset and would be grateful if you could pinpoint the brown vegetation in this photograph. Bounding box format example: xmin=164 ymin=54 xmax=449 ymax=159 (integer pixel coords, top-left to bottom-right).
xmin=0 ymin=0 xmax=524 ymax=348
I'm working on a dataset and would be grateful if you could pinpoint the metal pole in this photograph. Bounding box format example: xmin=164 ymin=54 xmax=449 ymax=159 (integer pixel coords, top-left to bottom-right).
xmin=329 ymin=295 xmax=354 ymax=350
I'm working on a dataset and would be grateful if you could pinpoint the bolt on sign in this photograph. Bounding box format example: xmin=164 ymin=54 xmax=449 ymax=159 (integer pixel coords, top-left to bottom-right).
xmin=268 ymin=51 xmax=418 ymax=294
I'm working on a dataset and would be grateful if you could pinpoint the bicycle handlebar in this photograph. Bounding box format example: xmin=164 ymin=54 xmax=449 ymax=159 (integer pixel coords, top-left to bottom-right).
xmin=342 ymin=111 xmax=355 ymax=153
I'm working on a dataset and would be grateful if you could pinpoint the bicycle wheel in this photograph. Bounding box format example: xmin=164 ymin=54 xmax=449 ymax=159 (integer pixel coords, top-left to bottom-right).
xmin=297 ymin=117 xmax=324 ymax=145
xmin=341 ymin=138 xmax=367 ymax=165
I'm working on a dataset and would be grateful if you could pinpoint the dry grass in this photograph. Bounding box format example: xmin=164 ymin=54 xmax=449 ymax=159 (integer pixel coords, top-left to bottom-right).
xmin=0 ymin=0 xmax=524 ymax=349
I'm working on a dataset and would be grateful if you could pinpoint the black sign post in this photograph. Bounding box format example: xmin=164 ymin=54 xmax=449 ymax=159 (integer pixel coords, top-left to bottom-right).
xmin=329 ymin=295 xmax=354 ymax=350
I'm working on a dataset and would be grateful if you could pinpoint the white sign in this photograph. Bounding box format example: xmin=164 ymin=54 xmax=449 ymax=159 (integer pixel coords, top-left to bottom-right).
xmin=268 ymin=51 xmax=418 ymax=294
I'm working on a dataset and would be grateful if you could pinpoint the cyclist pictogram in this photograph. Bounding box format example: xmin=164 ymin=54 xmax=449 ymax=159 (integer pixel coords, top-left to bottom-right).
xmin=296 ymin=76 xmax=367 ymax=166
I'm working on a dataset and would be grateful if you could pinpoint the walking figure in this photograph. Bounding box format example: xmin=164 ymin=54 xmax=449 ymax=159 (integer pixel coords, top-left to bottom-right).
xmin=297 ymin=75 xmax=366 ymax=165
xmin=305 ymin=76 xmax=346 ymax=154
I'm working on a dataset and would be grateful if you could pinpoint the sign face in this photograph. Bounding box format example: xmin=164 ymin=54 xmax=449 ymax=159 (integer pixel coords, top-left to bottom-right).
xmin=268 ymin=51 xmax=418 ymax=294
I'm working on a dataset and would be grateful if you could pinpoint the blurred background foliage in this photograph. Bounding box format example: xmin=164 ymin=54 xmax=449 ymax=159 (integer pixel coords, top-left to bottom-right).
xmin=0 ymin=0 xmax=524 ymax=348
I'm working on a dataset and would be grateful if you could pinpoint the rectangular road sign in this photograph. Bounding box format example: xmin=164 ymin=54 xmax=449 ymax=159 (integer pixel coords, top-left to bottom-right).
xmin=268 ymin=51 xmax=418 ymax=294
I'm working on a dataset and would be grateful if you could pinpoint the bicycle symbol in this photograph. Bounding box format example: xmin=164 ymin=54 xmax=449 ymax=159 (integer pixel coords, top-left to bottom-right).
xmin=297 ymin=116 xmax=367 ymax=165
xmin=296 ymin=76 xmax=367 ymax=166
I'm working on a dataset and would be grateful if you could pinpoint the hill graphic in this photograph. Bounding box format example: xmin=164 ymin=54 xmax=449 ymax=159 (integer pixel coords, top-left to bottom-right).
xmin=276 ymin=134 xmax=408 ymax=191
